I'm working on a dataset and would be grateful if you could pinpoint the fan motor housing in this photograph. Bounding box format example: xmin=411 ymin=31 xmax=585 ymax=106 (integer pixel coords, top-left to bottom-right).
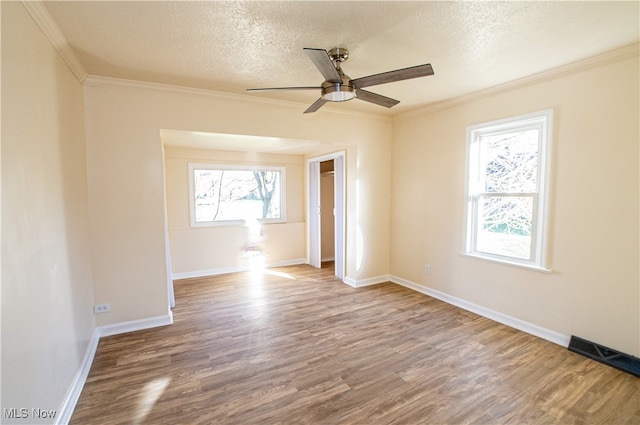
xmin=321 ymin=76 xmax=355 ymax=102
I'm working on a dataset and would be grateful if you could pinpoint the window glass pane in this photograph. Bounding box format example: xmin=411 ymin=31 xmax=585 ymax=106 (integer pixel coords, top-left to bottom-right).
xmin=194 ymin=169 xmax=281 ymax=222
xmin=476 ymin=195 xmax=532 ymax=259
xmin=465 ymin=110 xmax=551 ymax=268
xmin=479 ymin=128 xmax=538 ymax=193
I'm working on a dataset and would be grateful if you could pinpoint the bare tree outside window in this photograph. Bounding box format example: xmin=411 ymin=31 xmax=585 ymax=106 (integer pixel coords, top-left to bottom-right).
xmin=190 ymin=164 xmax=284 ymax=225
xmin=476 ymin=129 xmax=538 ymax=259
xmin=465 ymin=110 xmax=552 ymax=269
xmin=253 ymin=171 xmax=278 ymax=219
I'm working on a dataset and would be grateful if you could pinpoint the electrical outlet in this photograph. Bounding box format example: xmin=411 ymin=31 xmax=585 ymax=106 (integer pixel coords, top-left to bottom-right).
xmin=94 ymin=303 xmax=111 ymax=314
xmin=424 ymin=264 xmax=431 ymax=275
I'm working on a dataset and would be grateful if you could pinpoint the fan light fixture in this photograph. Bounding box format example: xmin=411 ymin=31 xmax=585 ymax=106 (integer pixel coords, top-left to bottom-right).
xmin=322 ymin=84 xmax=355 ymax=102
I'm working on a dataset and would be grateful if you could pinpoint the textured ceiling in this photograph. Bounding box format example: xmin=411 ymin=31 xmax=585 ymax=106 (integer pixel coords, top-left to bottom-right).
xmin=43 ymin=1 xmax=639 ymax=117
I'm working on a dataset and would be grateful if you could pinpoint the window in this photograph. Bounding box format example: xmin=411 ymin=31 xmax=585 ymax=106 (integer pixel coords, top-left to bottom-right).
xmin=189 ymin=163 xmax=285 ymax=226
xmin=464 ymin=109 xmax=552 ymax=270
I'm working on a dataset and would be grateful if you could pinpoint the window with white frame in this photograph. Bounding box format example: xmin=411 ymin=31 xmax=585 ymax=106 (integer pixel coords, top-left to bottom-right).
xmin=464 ymin=109 xmax=552 ymax=269
xmin=189 ymin=163 xmax=285 ymax=226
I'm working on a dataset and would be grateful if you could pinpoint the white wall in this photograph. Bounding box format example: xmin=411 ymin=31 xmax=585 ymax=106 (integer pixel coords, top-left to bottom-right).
xmin=1 ymin=2 xmax=96 ymax=421
xmin=390 ymin=52 xmax=640 ymax=355
xmin=83 ymin=77 xmax=393 ymax=325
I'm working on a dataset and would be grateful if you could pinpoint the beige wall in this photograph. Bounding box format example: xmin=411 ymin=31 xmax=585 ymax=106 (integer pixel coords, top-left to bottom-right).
xmin=1 ymin=1 xmax=96 ymax=418
xmin=390 ymin=54 xmax=640 ymax=355
xmin=165 ymin=146 xmax=306 ymax=274
xmin=83 ymin=78 xmax=393 ymax=326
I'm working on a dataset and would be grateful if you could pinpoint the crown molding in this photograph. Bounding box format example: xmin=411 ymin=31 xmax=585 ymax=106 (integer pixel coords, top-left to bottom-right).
xmin=21 ymin=1 xmax=88 ymax=84
xmin=83 ymin=75 xmax=391 ymax=121
xmin=399 ymin=42 xmax=640 ymax=119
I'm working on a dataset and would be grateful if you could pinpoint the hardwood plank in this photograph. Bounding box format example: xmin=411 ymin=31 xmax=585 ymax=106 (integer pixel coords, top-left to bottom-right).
xmin=71 ymin=264 xmax=640 ymax=424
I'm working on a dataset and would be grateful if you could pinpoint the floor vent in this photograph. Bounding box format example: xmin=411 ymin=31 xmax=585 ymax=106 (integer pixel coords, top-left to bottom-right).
xmin=568 ymin=335 xmax=640 ymax=378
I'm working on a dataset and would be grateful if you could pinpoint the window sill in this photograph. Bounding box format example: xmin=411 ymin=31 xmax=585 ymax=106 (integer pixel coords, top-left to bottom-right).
xmin=190 ymin=218 xmax=286 ymax=228
xmin=461 ymin=253 xmax=552 ymax=273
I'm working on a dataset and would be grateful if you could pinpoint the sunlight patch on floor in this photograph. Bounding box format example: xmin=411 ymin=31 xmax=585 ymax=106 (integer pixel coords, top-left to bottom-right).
xmin=133 ymin=377 xmax=171 ymax=424
xmin=263 ymin=269 xmax=296 ymax=280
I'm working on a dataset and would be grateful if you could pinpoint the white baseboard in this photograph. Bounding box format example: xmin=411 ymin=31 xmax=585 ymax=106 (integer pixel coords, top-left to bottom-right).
xmin=98 ymin=313 xmax=173 ymax=337
xmin=389 ymin=275 xmax=570 ymax=347
xmin=56 ymin=329 xmax=100 ymax=425
xmin=344 ymin=274 xmax=390 ymax=288
xmin=56 ymin=312 xmax=174 ymax=424
xmin=172 ymin=258 xmax=307 ymax=280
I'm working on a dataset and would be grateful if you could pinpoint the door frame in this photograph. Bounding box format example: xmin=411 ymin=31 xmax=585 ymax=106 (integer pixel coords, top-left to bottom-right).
xmin=307 ymin=151 xmax=346 ymax=281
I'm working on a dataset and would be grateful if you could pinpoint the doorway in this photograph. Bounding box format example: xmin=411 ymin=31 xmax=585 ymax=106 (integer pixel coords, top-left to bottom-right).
xmin=320 ymin=160 xmax=335 ymax=266
xmin=308 ymin=152 xmax=345 ymax=281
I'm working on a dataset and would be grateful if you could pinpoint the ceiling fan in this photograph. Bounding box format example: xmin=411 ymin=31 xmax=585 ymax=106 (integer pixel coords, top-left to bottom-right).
xmin=247 ymin=47 xmax=434 ymax=114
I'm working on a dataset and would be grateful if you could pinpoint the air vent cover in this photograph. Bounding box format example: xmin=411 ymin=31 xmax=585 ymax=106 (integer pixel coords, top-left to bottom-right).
xmin=568 ymin=335 xmax=640 ymax=378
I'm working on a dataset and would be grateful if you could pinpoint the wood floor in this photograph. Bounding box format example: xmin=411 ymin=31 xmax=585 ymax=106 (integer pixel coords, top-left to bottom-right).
xmin=71 ymin=263 xmax=640 ymax=424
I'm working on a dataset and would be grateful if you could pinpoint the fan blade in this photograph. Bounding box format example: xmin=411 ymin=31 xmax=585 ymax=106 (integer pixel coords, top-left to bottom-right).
xmin=304 ymin=48 xmax=342 ymax=83
xmin=247 ymin=86 xmax=320 ymax=92
xmin=351 ymin=64 xmax=434 ymax=89
xmin=355 ymin=89 xmax=400 ymax=108
xmin=304 ymin=98 xmax=327 ymax=114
